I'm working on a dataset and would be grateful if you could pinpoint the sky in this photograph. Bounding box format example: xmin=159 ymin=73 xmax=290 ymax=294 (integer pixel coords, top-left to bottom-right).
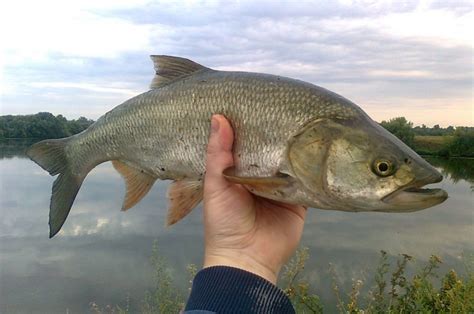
xmin=0 ymin=0 xmax=472 ymax=127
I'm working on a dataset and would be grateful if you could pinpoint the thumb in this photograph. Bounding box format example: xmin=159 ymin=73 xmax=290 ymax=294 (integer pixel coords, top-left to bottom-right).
xmin=204 ymin=115 xmax=235 ymax=194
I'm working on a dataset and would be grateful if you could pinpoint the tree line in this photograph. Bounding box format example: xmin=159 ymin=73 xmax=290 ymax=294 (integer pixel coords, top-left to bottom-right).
xmin=0 ymin=112 xmax=94 ymax=140
xmin=380 ymin=117 xmax=474 ymax=157
xmin=1 ymin=113 xmax=473 ymax=157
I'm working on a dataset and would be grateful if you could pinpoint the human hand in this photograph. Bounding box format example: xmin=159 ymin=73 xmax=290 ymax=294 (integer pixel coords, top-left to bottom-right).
xmin=202 ymin=115 xmax=307 ymax=284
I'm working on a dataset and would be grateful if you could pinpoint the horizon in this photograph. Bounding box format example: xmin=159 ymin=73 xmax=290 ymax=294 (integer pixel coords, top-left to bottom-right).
xmin=0 ymin=0 xmax=472 ymax=127
xmin=1 ymin=111 xmax=472 ymax=129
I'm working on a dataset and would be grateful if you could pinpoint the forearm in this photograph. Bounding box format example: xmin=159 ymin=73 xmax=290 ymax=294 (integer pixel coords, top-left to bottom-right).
xmin=184 ymin=266 xmax=295 ymax=314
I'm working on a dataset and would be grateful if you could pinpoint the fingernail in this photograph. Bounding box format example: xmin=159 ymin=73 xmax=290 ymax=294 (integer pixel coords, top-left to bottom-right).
xmin=211 ymin=116 xmax=220 ymax=133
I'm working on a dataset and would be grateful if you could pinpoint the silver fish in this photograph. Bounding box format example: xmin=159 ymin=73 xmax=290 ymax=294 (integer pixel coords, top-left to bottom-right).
xmin=27 ymin=55 xmax=448 ymax=238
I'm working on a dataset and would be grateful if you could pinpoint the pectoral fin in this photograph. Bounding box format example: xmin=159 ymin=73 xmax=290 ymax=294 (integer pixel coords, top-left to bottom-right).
xmin=223 ymin=167 xmax=293 ymax=194
xmin=166 ymin=179 xmax=203 ymax=226
xmin=112 ymin=160 xmax=157 ymax=211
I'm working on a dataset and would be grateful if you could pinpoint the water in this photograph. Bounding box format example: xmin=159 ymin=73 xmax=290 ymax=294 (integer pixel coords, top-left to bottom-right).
xmin=1 ymin=141 xmax=473 ymax=313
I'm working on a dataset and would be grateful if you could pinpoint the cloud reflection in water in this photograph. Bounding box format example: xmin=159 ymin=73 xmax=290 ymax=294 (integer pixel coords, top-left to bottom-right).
xmin=0 ymin=155 xmax=472 ymax=313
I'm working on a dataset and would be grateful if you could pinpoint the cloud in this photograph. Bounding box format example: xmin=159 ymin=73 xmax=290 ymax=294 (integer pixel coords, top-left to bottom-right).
xmin=0 ymin=0 xmax=152 ymax=63
xmin=30 ymin=82 xmax=139 ymax=96
xmin=0 ymin=0 xmax=472 ymax=126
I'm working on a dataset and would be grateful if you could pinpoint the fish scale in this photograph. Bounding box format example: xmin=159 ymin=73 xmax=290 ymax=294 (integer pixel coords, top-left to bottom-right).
xmin=83 ymin=71 xmax=354 ymax=180
xmin=27 ymin=55 xmax=447 ymax=238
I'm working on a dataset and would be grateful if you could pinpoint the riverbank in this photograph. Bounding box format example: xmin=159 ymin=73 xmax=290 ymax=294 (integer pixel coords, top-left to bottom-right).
xmin=2 ymin=134 xmax=474 ymax=159
xmin=413 ymin=134 xmax=474 ymax=158
xmin=89 ymin=246 xmax=474 ymax=313
xmin=2 ymin=113 xmax=473 ymax=157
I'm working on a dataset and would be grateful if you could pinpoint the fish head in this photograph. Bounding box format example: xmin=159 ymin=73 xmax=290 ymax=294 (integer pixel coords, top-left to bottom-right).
xmin=288 ymin=118 xmax=448 ymax=212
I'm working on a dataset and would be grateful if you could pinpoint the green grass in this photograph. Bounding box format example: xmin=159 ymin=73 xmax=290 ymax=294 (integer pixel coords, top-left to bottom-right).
xmin=413 ymin=135 xmax=454 ymax=154
xmin=413 ymin=133 xmax=474 ymax=157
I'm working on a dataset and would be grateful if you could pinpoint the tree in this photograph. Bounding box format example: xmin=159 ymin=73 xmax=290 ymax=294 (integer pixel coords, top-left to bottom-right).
xmin=0 ymin=113 xmax=94 ymax=139
xmin=447 ymin=128 xmax=474 ymax=157
xmin=380 ymin=117 xmax=415 ymax=147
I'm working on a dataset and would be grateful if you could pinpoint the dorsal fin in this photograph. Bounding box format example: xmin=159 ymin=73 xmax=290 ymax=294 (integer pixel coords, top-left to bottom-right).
xmin=112 ymin=160 xmax=157 ymax=211
xmin=149 ymin=55 xmax=209 ymax=89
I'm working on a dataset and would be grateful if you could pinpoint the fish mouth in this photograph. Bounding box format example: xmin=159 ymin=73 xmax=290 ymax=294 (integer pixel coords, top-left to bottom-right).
xmin=381 ymin=173 xmax=448 ymax=212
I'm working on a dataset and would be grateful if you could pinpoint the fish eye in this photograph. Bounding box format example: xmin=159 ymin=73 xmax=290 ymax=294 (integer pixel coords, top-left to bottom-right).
xmin=378 ymin=162 xmax=388 ymax=172
xmin=372 ymin=159 xmax=395 ymax=177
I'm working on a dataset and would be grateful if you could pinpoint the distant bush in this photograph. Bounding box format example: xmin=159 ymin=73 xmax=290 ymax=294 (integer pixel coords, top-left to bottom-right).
xmin=380 ymin=117 xmax=416 ymax=148
xmin=444 ymin=128 xmax=474 ymax=157
xmin=419 ymin=129 xmax=474 ymax=158
xmin=413 ymin=124 xmax=457 ymax=136
xmin=0 ymin=112 xmax=94 ymax=140
xmin=2 ymin=113 xmax=472 ymax=157
xmin=378 ymin=117 xmax=473 ymax=157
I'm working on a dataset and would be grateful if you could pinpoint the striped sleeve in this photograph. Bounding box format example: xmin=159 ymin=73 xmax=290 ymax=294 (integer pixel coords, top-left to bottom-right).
xmin=184 ymin=266 xmax=295 ymax=314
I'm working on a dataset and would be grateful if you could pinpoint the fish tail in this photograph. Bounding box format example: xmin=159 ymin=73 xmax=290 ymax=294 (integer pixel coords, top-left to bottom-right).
xmin=27 ymin=138 xmax=86 ymax=238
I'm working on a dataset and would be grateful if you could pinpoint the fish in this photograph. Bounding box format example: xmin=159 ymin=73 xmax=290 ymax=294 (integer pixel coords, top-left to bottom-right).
xmin=27 ymin=55 xmax=448 ymax=238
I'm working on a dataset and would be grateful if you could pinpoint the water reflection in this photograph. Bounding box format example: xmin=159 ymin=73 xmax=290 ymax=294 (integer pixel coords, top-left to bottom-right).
xmin=426 ymin=156 xmax=474 ymax=190
xmin=0 ymin=139 xmax=34 ymax=159
xmin=0 ymin=146 xmax=473 ymax=313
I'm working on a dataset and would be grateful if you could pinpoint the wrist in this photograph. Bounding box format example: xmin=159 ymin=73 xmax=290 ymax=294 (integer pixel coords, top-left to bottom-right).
xmin=204 ymin=249 xmax=279 ymax=284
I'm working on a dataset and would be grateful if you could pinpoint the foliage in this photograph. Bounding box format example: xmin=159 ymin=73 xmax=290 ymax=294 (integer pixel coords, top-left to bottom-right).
xmin=378 ymin=117 xmax=474 ymax=157
xmin=0 ymin=112 xmax=93 ymax=140
xmin=414 ymin=129 xmax=474 ymax=158
xmin=380 ymin=117 xmax=415 ymax=147
xmin=413 ymin=135 xmax=454 ymax=156
xmin=444 ymin=127 xmax=474 ymax=157
xmin=141 ymin=242 xmax=185 ymax=314
xmin=412 ymin=124 xmax=474 ymax=137
xmin=89 ymin=243 xmax=473 ymax=314
xmin=281 ymin=247 xmax=323 ymax=313
xmin=89 ymin=301 xmax=130 ymax=314
xmin=89 ymin=242 xmax=189 ymax=314
xmin=3 ymin=112 xmax=473 ymax=157
xmin=413 ymin=124 xmax=457 ymax=136
xmin=330 ymin=250 xmax=474 ymax=313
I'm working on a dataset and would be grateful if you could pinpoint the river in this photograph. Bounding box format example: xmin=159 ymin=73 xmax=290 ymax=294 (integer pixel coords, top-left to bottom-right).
xmin=0 ymin=140 xmax=472 ymax=313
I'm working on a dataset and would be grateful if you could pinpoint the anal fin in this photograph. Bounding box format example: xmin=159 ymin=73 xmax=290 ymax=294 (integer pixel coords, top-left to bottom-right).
xmin=167 ymin=179 xmax=203 ymax=226
xmin=112 ymin=160 xmax=157 ymax=211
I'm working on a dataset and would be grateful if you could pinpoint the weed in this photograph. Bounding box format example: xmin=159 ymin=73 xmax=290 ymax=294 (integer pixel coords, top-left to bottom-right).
xmin=281 ymin=247 xmax=323 ymax=313
xmin=90 ymin=245 xmax=473 ymax=313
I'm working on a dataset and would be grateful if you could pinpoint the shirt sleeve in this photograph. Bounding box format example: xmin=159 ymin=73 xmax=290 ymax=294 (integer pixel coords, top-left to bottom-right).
xmin=184 ymin=266 xmax=295 ymax=314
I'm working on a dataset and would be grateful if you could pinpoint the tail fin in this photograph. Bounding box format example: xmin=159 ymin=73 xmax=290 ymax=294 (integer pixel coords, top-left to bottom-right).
xmin=27 ymin=138 xmax=85 ymax=238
